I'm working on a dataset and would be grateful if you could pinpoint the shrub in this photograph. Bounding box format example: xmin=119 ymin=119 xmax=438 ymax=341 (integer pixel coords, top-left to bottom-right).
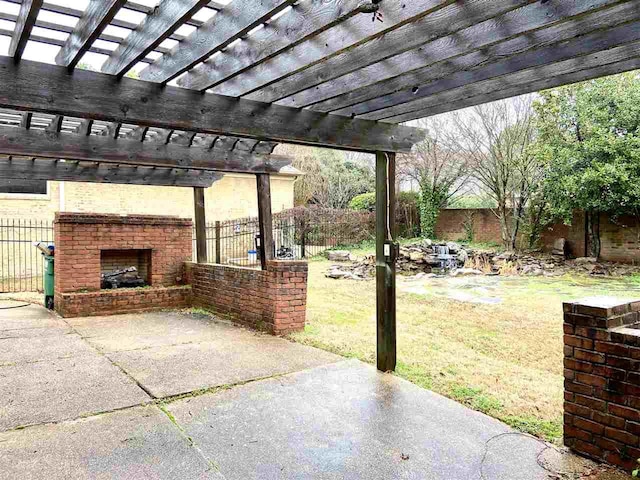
xmin=349 ymin=192 xmax=376 ymax=211
xmin=349 ymin=191 xmax=420 ymax=237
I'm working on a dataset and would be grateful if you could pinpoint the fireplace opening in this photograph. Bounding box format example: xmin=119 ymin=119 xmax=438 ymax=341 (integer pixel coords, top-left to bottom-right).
xmin=100 ymin=249 xmax=151 ymax=289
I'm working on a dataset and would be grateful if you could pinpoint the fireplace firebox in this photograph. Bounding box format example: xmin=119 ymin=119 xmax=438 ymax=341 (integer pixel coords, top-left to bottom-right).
xmin=100 ymin=249 xmax=151 ymax=289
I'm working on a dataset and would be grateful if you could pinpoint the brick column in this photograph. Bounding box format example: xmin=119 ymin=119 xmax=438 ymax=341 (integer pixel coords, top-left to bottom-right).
xmin=563 ymin=297 xmax=640 ymax=471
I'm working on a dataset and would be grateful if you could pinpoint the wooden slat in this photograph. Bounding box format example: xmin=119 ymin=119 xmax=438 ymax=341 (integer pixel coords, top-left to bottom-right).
xmin=0 ymin=58 xmax=423 ymax=152
xmin=100 ymin=122 xmax=122 ymax=138
xmin=232 ymin=0 xmax=518 ymax=101
xmin=0 ymin=158 xmax=222 ymax=187
xmin=0 ymin=10 xmax=173 ymax=55
xmin=74 ymin=119 xmax=93 ymax=136
xmin=194 ymin=187 xmax=207 ymax=262
xmin=140 ymin=0 xmax=295 ymax=84
xmin=375 ymin=151 xmax=396 ymax=372
xmin=289 ymin=0 xmax=630 ymax=112
xmin=101 ymin=0 xmax=211 ymax=77
xmin=20 ymin=112 xmax=32 ymax=129
xmin=384 ymin=51 xmax=640 ymax=124
xmin=8 ymin=0 xmax=43 ymax=62
xmin=256 ymin=173 xmax=274 ymax=270
xmin=362 ymin=25 xmax=640 ymax=121
xmin=0 ymin=26 xmax=159 ymax=63
xmin=179 ymin=0 xmax=377 ymax=91
xmin=2 ymin=0 xmax=191 ymax=42
xmin=55 ymin=0 xmax=127 ymax=70
xmin=123 ymin=125 xmax=148 ymax=141
xmin=46 ymin=115 xmax=63 ymax=133
xmin=0 ymin=125 xmax=295 ymax=174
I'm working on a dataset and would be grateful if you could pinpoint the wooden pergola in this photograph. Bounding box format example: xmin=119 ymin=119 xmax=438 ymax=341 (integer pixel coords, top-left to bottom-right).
xmin=0 ymin=0 xmax=638 ymax=371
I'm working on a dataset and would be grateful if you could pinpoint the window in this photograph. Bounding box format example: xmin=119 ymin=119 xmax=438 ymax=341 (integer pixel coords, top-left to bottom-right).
xmin=0 ymin=180 xmax=48 ymax=195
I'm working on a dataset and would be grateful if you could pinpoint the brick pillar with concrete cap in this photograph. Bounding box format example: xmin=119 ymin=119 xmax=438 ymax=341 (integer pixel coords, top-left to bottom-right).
xmin=563 ymin=296 xmax=640 ymax=471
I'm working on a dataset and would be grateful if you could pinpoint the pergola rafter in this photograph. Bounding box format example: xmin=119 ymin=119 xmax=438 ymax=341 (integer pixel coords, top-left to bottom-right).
xmin=0 ymin=157 xmax=223 ymax=187
xmin=1 ymin=0 xmax=639 ymax=372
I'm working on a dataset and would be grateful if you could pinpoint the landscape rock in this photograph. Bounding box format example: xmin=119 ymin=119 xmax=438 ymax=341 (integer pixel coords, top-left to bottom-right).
xmin=449 ymin=268 xmax=483 ymax=277
xmin=326 ymin=250 xmax=353 ymax=262
xmin=551 ymin=238 xmax=566 ymax=257
xmin=324 ymin=239 xmax=640 ymax=280
xmin=574 ymin=257 xmax=598 ymax=265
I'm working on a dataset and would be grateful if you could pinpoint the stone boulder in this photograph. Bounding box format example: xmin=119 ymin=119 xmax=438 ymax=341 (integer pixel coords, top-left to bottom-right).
xmin=551 ymin=238 xmax=566 ymax=257
xmin=326 ymin=250 xmax=353 ymax=262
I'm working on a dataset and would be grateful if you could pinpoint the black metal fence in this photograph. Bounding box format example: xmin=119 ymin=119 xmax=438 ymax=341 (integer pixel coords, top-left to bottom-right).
xmin=0 ymin=219 xmax=54 ymax=293
xmin=192 ymin=207 xmax=376 ymax=267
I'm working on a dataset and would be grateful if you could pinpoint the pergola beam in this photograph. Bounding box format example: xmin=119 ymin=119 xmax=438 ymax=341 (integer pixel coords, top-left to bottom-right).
xmin=0 ymin=125 xmax=295 ymax=174
xmin=101 ymin=0 xmax=212 ymax=77
xmin=0 ymin=58 xmax=423 ymax=152
xmin=0 ymin=158 xmax=222 ymax=187
xmin=8 ymin=0 xmax=43 ymax=62
xmin=55 ymin=0 xmax=127 ymax=70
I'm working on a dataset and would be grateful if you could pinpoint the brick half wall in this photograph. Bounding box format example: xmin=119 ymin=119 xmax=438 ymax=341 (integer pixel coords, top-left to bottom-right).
xmin=187 ymin=260 xmax=307 ymax=335
xmin=563 ymin=297 xmax=640 ymax=470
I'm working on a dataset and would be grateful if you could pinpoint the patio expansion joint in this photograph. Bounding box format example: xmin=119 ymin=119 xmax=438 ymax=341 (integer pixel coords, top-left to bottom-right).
xmin=58 ymin=316 xmax=160 ymax=399
xmin=156 ymin=403 xmax=226 ymax=478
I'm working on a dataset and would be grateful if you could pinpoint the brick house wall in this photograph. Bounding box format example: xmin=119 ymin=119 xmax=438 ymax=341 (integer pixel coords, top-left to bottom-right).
xmin=187 ymin=260 xmax=307 ymax=335
xmin=0 ymin=174 xmax=296 ymax=222
xmin=54 ymin=213 xmax=193 ymax=317
xmin=563 ymin=297 xmax=640 ymax=471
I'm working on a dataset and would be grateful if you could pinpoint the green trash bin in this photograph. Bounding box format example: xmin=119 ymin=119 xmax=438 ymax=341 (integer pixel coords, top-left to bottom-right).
xmin=43 ymin=255 xmax=54 ymax=310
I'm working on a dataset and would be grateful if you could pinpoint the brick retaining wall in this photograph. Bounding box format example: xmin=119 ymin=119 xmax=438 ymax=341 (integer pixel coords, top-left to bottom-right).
xmin=563 ymin=297 xmax=640 ymax=470
xmin=187 ymin=260 xmax=307 ymax=335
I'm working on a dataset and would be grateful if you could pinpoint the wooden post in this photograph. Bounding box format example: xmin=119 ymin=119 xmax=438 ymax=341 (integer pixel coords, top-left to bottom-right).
xmin=214 ymin=220 xmax=221 ymax=264
xmin=194 ymin=187 xmax=207 ymax=263
xmin=376 ymin=151 xmax=397 ymax=372
xmin=256 ymin=174 xmax=274 ymax=270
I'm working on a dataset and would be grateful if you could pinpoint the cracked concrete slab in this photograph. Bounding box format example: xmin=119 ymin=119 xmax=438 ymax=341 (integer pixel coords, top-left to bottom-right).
xmin=108 ymin=334 xmax=342 ymax=398
xmin=0 ymin=354 xmax=150 ymax=431
xmin=0 ymin=333 xmax=96 ymax=365
xmin=167 ymin=360 xmax=554 ymax=480
xmin=68 ymin=311 xmax=249 ymax=353
xmin=0 ymin=405 xmax=219 ymax=479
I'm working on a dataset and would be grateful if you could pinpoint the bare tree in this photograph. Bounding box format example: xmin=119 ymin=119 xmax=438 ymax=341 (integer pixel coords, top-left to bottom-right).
xmin=453 ymin=96 xmax=540 ymax=250
xmin=398 ymin=116 xmax=473 ymax=238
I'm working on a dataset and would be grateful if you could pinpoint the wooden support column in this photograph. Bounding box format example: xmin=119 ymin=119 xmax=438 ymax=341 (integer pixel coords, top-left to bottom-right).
xmin=376 ymin=151 xmax=397 ymax=372
xmin=194 ymin=186 xmax=207 ymax=263
xmin=256 ymin=173 xmax=274 ymax=270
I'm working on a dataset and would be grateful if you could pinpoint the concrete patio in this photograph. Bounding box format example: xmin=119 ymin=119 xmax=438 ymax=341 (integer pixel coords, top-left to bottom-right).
xmin=0 ymin=300 xmax=622 ymax=479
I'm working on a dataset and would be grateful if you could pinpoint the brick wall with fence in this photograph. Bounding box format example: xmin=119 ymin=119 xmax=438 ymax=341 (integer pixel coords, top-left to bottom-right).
xmin=563 ymin=297 xmax=640 ymax=471
xmin=1 ymin=207 xmax=379 ymax=293
xmin=186 ymin=260 xmax=307 ymax=335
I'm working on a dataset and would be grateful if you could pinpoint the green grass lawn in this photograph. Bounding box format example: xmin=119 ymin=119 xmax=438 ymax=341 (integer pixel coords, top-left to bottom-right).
xmin=289 ymin=255 xmax=640 ymax=442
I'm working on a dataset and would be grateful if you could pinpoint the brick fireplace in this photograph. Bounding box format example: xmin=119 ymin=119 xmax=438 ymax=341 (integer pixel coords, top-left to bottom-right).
xmin=54 ymin=213 xmax=192 ymax=317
